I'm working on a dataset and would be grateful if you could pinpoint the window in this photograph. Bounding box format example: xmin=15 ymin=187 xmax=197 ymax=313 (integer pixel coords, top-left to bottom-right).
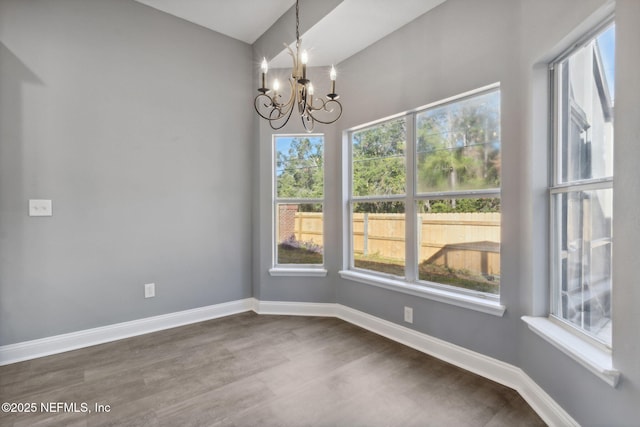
xmin=347 ymin=85 xmax=501 ymax=302
xmin=351 ymin=118 xmax=407 ymax=276
xmin=415 ymin=90 xmax=501 ymax=295
xmin=273 ymin=135 xmax=324 ymax=270
xmin=550 ymin=21 xmax=615 ymax=346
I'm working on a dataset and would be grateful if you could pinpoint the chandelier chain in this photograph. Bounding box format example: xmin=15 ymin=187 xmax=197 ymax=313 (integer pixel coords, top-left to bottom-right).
xmin=295 ymin=0 xmax=300 ymax=44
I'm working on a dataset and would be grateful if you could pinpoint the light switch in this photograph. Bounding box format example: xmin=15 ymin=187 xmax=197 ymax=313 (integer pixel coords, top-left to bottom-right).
xmin=29 ymin=199 xmax=52 ymax=217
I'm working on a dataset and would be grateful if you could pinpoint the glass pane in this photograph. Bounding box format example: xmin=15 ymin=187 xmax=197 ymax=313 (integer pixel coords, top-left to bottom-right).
xmin=416 ymin=90 xmax=500 ymax=193
xmin=552 ymin=189 xmax=612 ymax=345
xmin=417 ymin=198 xmax=500 ymax=294
xmin=557 ymin=24 xmax=614 ymax=183
xmin=275 ymin=136 xmax=324 ymax=199
xmin=352 ymin=202 xmax=405 ymax=277
xmin=352 ymin=119 xmax=406 ymax=197
xmin=276 ymin=203 xmax=323 ymax=265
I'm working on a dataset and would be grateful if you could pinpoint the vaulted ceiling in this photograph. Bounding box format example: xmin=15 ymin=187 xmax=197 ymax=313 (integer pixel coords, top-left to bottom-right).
xmin=133 ymin=0 xmax=446 ymax=66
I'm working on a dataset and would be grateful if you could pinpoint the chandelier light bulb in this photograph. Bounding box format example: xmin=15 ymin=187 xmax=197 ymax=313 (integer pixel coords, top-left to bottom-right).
xmin=273 ymin=79 xmax=280 ymax=92
xmin=329 ymin=65 xmax=337 ymax=97
xmin=308 ymin=83 xmax=314 ymax=96
xmin=301 ymin=50 xmax=309 ymax=65
xmin=259 ymin=57 xmax=269 ymax=90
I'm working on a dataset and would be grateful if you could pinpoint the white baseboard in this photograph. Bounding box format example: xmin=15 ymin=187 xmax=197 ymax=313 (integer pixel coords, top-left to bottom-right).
xmin=253 ymin=300 xmax=339 ymax=317
xmin=0 ymin=298 xmax=577 ymax=427
xmin=0 ymin=298 xmax=255 ymax=366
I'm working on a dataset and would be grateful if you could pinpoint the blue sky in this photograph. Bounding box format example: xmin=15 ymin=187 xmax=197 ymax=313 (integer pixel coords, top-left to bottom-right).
xmin=275 ymin=136 xmax=323 ymax=176
xmin=597 ymin=24 xmax=615 ymax=100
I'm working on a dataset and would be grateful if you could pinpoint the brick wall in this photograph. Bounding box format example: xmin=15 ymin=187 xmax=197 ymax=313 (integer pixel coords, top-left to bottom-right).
xmin=278 ymin=204 xmax=298 ymax=243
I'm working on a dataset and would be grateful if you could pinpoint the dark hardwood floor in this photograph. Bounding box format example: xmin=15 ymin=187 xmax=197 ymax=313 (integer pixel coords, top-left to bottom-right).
xmin=0 ymin=312 xmax=546 ymax=426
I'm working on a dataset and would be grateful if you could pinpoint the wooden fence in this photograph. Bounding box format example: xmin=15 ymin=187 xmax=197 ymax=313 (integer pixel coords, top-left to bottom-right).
xmin=290 ymin=211 xmax=324 ymax=246
xmin=286 ymin=211 xmax=500 ymax=276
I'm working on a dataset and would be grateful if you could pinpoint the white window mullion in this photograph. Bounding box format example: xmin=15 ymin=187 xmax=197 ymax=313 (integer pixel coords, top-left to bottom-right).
xmin=405 ymin=113 xmax=417 ymax=282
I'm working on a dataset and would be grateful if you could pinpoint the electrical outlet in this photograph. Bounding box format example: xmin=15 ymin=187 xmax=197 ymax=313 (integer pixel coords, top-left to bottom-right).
xmin=144 ymin=283 xmax=155 ymax=298
xmin=404 ymin=306 xmax=413 ymax=323
xmin=29 ymin=199 xmax=53 ymax=217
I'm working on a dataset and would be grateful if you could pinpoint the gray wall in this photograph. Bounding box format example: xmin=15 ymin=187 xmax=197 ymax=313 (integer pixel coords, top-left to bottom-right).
xmin=254 ymin=0 xmax=639 ymax=425
xmin=0 ymin=0 xmax=254 ymax=344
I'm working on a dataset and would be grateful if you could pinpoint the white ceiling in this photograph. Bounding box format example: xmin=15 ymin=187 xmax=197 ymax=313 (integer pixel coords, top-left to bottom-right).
xmin=134 ymin=0 xmax=446 ymax=67
xmin=134 ymin=0 xmax=297 ymax=44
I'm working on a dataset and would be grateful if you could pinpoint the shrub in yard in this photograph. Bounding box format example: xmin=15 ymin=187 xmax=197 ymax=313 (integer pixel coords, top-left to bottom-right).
xmin=280 ymin=235 xmax=323 ymax=254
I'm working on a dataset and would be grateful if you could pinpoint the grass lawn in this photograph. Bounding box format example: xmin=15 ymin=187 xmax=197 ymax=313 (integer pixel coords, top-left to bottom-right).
xmin=354 ymin=257 xmax=405 ymax=277
xmin=353 ymin=254 xmax=499 ymax=294
xmin=419 ymin=262 xmax=499 ymax=294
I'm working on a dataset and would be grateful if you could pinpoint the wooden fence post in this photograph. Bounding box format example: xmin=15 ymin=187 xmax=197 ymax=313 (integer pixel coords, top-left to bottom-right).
xmin=363 ymin=212 xmax=369 ymax=255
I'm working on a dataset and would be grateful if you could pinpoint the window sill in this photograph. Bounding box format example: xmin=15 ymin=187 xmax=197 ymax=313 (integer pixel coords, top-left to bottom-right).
xmin=521 ymin=316 xmax=620 ymax=388
xmin=338 ymin=270 xmax=505 ymax=317
xmin=269 ymin=268 xmax=328 ymax=277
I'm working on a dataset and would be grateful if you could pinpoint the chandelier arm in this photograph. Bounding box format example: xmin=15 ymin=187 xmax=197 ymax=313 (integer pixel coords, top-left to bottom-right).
xmin=286 ymin=45 xmax=298 ymax=75
xmin=268 ymin=100 xmax=296 ymax=130
xmin=298 ymin=83 xmax=309 ymax=116
xmin=254 ymin=93 xmax=277 ymax=120
xmin=278 ymin=76 xmax=297 ymax=114
xmin=301 ymin=111 xmax=315 ymax=132
xmin=254 ymin=75 xmax=298 ymax=126
xmin=305 ymin=99 xmax=343 ymax=125
xmin=267 ymin=78 xmax=296 ymax=129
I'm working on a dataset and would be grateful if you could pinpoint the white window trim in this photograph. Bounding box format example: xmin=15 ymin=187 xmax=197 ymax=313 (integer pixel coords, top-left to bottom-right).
xmin=273 ymin=134 xmax=326 ymax=273
xmin=269 ymin=267 xmax=328 ymax=277
xmin=522 ymin=316 xmax=619 ymax=387
xmin=521 ymin=15 xmax=619 ymax=388
xmin=340 ymin=269 xmax=505 ymax=317
xmin=548 ymin=17 xmax=614 ymax=348
xmin=343 ymin=83 xmax=504 ymax=313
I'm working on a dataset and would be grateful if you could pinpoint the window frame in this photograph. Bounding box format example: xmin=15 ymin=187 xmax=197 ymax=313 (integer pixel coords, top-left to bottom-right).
xmin=548 ymin=17 xmax=615 ymax=349
xmin=348 ymin=115 xmax=408 ymax=281
xmin=270 ymin=134 xmax=327 ymax=277
xmin=341 ymin=84 xmax=505 ymax=315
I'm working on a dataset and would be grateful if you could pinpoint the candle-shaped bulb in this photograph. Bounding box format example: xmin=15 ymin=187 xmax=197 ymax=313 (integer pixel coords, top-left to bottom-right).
xmin=308 ymin=83 xmax=314 ymax=107
xmin=301 ymin=50 xmax=309 ymax=65
xmin=330 ymin=65 xmax=337 ymax=95
xmin=260 ymin=57 xmax=268 ymax=90
xmin=273 ymin=79 xmax=280 ymax=92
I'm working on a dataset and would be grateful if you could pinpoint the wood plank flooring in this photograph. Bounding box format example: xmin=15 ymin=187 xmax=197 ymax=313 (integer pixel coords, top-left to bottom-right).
xmin=0 ymin=312 xmax=546 ymax=426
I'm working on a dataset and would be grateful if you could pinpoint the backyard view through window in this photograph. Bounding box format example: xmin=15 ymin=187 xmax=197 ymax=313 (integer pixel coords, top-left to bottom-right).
xmin=416 ymin=89 xmax=501 ymax=295
xmin=274 ymin=135 xmax=324 ymax=266
xmin=349 ymin=86 xmax=501 ymax=296
xmin=351 ymin=119 xmax=407 ymax=277
xmin=551 ymin=22 xmax=614 ymax=346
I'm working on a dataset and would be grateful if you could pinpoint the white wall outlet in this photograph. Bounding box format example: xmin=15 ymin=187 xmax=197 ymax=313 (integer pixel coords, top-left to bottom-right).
xmin=29 ymin=199 xmax=52 ymax=217
xmin=404 ymin=306 xmax=413 ymax=323
xmin=144 ymin=283 xmax=155 ymax=298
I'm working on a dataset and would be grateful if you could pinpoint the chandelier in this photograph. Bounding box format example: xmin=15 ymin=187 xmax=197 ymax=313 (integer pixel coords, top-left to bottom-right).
xmin=254 ymin=0 xmax=342 ymax=132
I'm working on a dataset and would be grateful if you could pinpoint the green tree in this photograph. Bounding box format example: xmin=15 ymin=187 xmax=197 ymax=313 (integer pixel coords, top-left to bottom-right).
xmin=416 ymin=91 xmax=500 ymax=212
xmin=276 ymin=137 xmax=323 ymax=212
xmin=352 ymin=119 xmax=406 ymax=213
